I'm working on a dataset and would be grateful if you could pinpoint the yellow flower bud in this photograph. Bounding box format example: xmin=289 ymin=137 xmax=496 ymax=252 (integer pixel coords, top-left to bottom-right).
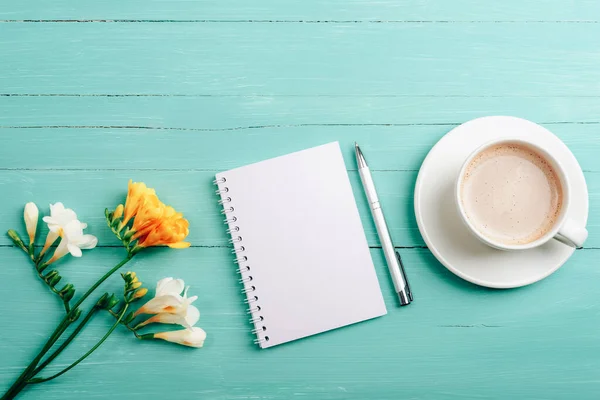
xmin=133 ymin=287 xmax=148 ymax=299
xmin=113 ymin=204 xmax=124 ymax=220
xmin=131 ymin=281 xmax=142 ymax=289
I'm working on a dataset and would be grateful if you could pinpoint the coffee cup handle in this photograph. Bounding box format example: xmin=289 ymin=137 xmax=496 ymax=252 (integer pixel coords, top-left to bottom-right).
xmin=554 ymin=218 xmax=588 ymax=249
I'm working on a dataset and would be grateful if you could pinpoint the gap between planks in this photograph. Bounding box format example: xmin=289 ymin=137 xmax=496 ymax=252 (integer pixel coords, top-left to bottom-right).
xmin=2 ymin=244 xmax=600 ymax=250
xmin=0 ymin=19 xmax=598 ymax=24
xmin=1 ymin=121 xmax=600 ymax=133
xmin=4 ymin=94 xmax=600 ymax=98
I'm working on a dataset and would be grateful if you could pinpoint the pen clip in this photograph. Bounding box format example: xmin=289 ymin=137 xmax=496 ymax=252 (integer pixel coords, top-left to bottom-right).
xmin=396 ymin=251 xmax=413 ymax=303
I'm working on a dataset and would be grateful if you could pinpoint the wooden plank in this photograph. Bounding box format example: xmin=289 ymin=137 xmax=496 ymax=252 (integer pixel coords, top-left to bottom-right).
xmin=2 ymin=0 xmax=600 ymax=21
xmin=2 ymin=95 xmax=600 ymax=127
xmin=2 ymin=22 xmax=600 ymax=95
xmin=0 ymin=125 xmax=598 ymax=173
xmin=0 ymin=169 xmax=597 ymax=248
xmin=2 ymin=246 xmax=599 ymax=399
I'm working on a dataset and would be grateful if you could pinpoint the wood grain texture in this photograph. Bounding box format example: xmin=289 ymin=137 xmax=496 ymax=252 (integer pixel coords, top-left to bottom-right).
xmin=0 ymin=169 xmax=598 ymax=249
xmin=2 ymin=0 xmax=600 ymax=21
xmin=1 ymin=247 xmax=600 ymax=399
xmin=2 ymin=23 xmax=600 ymax=95
xmin=1 ymin=1 xmax=600 ymax=398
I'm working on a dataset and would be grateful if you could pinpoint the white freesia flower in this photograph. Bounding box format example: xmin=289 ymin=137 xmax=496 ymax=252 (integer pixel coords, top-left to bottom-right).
xmin=24 ymin=202 xmax=39 ymax=244
xmin=134 ymin=278 xmax=200 ymax=329
xmin=153 ymin=327 xmax=206 ymax=348
xmin=40 ymin=202 xmax=81 ymax=255
xmin=47 ymin=220 xmax=98 ymax=264
xmin=156 ymin=277 xmax=185 ymax=296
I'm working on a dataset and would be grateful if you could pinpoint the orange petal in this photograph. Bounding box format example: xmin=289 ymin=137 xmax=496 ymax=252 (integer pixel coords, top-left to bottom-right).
xmin=168 ymin=242 xmax=191 ymax=249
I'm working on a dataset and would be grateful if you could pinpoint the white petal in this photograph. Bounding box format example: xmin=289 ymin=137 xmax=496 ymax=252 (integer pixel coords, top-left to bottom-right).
xmin=135 ymin=294 xmax=184 ymax=316
xmin=63 ymin=220 xmax=84 ymax=239
xmin=155 ymin=277 xmax=173 ymax=295
xmin=156 ymin=278 xmax=185 ymax=297
xmin=49 ymin=202 xmax=65 ymax=215
xmin=78 ymin=234 xmax=98 ymax=249
xmin=49 ymin=239 xmax=70 ymax=263
xmin=67 ymin=243 xmax=82 ymax=257
xmin=154 ymin=327 xmax=206 ymax=348
xmin=141 ymin=313 xmax=191 ymax=328
xmin=186 ymin=295 xmax=198 ymax=307
xmin=185 ymin=305 xmax=200 ymax=327
xmin=43 ymin=230 xmax=59 ymax=248
xmin=24 ymin=202 xmax=39 ymax=240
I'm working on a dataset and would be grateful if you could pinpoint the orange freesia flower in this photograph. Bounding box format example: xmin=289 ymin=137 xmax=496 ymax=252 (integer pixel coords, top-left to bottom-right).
xmin=121 ymin=180 xmax=190 ymax=249
xmin=122 ymin=181 xmax=157 ymax=226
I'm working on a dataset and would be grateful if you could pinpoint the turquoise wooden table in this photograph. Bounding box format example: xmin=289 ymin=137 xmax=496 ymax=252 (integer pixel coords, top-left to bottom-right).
xmin=2 ymin=2 xmax=600 ymax=399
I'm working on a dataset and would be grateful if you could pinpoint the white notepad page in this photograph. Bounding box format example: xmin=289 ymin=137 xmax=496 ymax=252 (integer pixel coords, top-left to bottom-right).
xmin=215 ymin=142 xmax=387 ymax=348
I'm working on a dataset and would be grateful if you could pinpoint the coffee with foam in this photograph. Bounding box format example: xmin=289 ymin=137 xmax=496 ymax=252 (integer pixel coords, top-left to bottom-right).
xmin=460 ymin=143 xmax=563 ymax=245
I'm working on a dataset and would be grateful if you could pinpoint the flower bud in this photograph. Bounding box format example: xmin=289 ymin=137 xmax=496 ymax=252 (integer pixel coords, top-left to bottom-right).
xmin=59 ymin=283 xmax=76 ymax=302
xmin=107 ymin=294 xmax=120 ymax=310
xmin=130 ymin=281 xmax=142 ymax=290
xmin=24 ymin=202 xmax=39 ymax=245
xmin=132 ymin=287 xmax=148 ymax=300
xmin=124 ymin=311 xmax=135 ymax=324
xmin=121 ymin=271 xmax=136 ymax=283
xmin=113 ymin=204 xmax=124 ymax=220
xmin=48 ymin=273 xmax=62 ymax=288
xmin=69 ymin=308 xmax=82 ymax=322
xmin=7 ymin=229 xmax=27 ymax=252
xmin=96 ymin=293 xmax=110 ymax=308
xmin=122 ymin=228 xmax=135 ymax=241
xmin=44 ymin=270 xmax=58 ymax=282
xmin=153 ymin=327 xmax=206 ymax=348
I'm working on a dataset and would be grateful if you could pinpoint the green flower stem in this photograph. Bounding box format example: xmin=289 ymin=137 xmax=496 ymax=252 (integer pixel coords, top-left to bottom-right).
xmin=33 ymin=267 xmax=71 ymax=313
xmin=28 ymin=303 xmax=130 ymax=384
xmin=31 ymin=305 xmax=99 ymax=375
xmin=1 ymin=254 xmax=134 ymax=400
xmin=72 ymin=254 xmax=133 ymax=311
xmin=108 ymin=309 xmax=142 ymax=338
xmin=1 ymin=316 xmax=72 ymax=400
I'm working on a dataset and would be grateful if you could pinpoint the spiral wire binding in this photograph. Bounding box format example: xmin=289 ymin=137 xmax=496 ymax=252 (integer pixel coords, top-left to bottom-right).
xmin=214 ymin=176 xmax=269 ymax=346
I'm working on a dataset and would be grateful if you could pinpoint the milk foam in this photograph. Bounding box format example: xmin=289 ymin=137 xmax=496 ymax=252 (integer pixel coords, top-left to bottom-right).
xmin=460 ymin=143 xmax=563 ymax=245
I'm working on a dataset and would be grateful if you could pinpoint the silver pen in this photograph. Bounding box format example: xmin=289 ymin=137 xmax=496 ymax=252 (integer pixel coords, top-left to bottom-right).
xmin=355 ymin=143 xmax=413 ymax=306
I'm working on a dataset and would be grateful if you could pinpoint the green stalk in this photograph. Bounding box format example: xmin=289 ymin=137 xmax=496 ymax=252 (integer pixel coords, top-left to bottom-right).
xmin=28 ymin=303 xmax=130 ymax=384
xmin=72 ymin=254 xmax=133 ymax=311
xmin=32 ymin=305 xmax=99 ymax=375
xmin=1 ymin=316 xmax=72 ymax=400
xmin=1 ymin=254 xmax=134 ymax=400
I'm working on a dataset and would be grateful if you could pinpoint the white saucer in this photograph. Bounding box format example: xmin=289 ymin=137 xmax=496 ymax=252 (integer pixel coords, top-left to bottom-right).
xmin=414 ymin=116 xmax=589 ymax=288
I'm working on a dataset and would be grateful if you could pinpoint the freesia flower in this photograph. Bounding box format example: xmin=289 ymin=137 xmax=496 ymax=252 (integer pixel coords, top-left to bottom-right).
xmin=110 ymin=181 xmax=190 ymax=250
xmin=153 ymin=327 xmax=206 ymax=348
xmin=24 ymin=202 xmax=39 ymax=244
xmin=122 ymin=181 xmax=157 ymax=227
xmin=134 ymin=278 xmax=200 ymax=329
xmin=40 ymin=202 xmax=80 ymax=255
xmin=47 ymin=220 xmax=98 ymax=264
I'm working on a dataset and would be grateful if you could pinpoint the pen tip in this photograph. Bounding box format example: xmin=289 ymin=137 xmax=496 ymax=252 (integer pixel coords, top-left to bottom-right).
xmin=355 ymin=142 xmax=359 ymax=148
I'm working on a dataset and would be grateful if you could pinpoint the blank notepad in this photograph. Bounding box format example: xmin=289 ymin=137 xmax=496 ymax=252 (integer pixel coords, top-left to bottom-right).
xmin=214 ymin=142 xmax=387 ymax=348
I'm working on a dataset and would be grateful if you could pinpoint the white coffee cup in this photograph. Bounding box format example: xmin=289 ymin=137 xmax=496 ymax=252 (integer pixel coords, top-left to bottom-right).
xmin=455 ymin=138 xmax=588 ymax=250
